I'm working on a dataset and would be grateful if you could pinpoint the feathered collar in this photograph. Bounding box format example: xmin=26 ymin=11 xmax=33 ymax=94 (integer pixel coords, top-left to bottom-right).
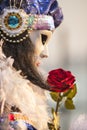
xmin=0 ymin=41 xmax=49 ymax=130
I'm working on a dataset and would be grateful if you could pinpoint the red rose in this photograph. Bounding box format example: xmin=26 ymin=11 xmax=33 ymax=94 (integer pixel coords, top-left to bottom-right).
xmin=47 ymin=68 xmax=75 ymax=92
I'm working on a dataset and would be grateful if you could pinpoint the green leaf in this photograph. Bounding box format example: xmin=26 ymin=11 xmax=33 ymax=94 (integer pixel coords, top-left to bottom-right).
xmin=50 ymin=92 xmax=59 ymax=102
xmin=63 ymin=84 xmax=77 ymax=99
xmin=65 ymin=98 xmax=75 ymax=110
xmin=67 ymin=84 xmax=77 ymax=99
xmin=63 ymin=89 xmax=71 ymax=97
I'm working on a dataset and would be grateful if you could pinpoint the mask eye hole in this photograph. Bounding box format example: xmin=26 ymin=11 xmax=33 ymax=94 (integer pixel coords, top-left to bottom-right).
xmin=41 ymin=34 xmax=48 ymax=45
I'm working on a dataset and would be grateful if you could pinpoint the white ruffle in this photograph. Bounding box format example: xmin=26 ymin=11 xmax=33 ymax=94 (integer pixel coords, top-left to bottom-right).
xmin=0 ymin=42 xmax=50 ymax=130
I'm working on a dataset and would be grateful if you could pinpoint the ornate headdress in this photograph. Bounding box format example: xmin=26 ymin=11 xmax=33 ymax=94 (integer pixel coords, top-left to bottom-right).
xmin=0 ymin=0 xmax=63 ymax=43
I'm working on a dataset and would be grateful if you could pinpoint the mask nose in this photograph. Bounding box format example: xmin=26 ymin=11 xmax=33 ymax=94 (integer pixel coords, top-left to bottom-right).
xmin=40 ymin=45 xmax=49 ymax=58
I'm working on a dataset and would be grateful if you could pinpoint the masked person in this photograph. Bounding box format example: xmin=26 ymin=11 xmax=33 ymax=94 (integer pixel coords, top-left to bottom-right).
xmin=0 ymin=0 xmax=63 ymax=129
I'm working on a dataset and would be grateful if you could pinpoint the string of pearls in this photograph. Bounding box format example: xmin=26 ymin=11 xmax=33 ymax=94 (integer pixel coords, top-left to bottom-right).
xmin=0 ymin=30 xmax=29 ymax=43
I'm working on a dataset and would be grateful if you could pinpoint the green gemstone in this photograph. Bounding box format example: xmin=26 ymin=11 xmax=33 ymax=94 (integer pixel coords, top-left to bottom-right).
xmin=28 ymin=16 xmax=35 ymax=26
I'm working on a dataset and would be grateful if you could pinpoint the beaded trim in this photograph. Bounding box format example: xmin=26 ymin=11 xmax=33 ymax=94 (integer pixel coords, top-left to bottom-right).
xmin=0 ymin=7 xmax=55 ymax=43
xmin=0 ymin=8 xmax=28 ymax=36
xmin=0 ymin=29 xmax=29 ymax=43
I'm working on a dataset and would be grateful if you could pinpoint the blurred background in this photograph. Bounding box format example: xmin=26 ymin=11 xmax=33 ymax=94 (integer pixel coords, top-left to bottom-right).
xmin=41 ymin=0 xmax=87 ymax=129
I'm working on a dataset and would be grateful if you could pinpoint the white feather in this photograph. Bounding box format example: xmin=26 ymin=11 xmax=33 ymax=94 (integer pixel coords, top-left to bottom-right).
xmin=0 ymin=41 xmax=50 ymax=130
